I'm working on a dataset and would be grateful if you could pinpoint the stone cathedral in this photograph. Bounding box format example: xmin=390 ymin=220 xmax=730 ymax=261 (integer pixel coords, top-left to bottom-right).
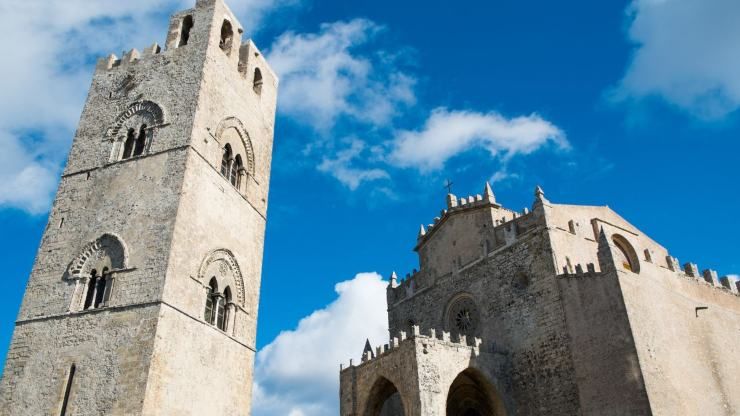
xmin=0 ymin=0 xmax=276 ymax=414
xmin=341 ymin=184 xmax=740 ymax=415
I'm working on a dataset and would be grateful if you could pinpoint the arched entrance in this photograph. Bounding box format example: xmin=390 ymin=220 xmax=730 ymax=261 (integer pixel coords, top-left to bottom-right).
xmin=446 ymin=369 xmax=505 ymax=416
xmin=365 ymin=377 xmax=406 ymax=416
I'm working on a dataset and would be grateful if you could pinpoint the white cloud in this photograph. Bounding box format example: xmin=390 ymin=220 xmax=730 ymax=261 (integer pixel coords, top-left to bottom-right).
xmin=317 ymin=139 xmax=389 ymax=189
xmin=267 ymin=19 xmax=416 ymax=131
xmin=388 ymin=108 xmax=567 ymax=172
xmin=253 ymin=273 xmax=389 ymax=416
xmin=615 ymin=0 xmax=740 ymax=119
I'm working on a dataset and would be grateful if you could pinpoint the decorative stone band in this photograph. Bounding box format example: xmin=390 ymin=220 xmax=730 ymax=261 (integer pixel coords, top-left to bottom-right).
xmin=341 ymin=325 xmax=483 ymax=371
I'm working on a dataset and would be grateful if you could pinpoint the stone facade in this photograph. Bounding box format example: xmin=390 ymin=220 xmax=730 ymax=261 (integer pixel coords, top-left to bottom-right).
xmin=0 ymin=0 xmax=277 ymax=415
xmin=341 ymin=184 xmax=740 ymax=415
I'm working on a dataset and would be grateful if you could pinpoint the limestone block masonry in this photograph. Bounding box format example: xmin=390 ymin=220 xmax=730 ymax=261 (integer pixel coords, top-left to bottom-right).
xmin=0 ymin=0 xmax=278 ymax=415
xmin=341 ymin=183 xmax=740 ymax=416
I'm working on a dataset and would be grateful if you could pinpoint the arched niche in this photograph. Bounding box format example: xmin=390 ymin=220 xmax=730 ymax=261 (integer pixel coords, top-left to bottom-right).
xmin=364 ymin=376 xmax=406 ymax=416
xmin=214 ymin=116 xmax=255 ymax=178
xmin=197 ymin=249 xmax=246 ymax=308
xmin=611 ymin=234 xmax=640 ymax=274
xmin=67 ymin=233 xmax=128 ymax=280
xmin=446 ymin=368 xmax=506 ymax=416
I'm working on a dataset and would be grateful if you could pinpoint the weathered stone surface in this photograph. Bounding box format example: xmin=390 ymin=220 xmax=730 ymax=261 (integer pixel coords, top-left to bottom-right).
xmin=0 ymin=1 xmax=277 ymax=415
xmin=342 ymin=185 xmax=740 ymax=415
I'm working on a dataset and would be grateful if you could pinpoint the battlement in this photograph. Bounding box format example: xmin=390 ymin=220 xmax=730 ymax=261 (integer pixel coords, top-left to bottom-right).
xmin=340 ymin=325 xmax=482 ymax=372
xmin=94 ymin=1 xmax=276 ymax=90
xmin=558 ymin=249 xmax=739 ymax=298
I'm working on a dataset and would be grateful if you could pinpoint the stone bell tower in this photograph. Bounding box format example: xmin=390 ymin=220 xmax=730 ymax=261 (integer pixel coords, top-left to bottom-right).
xmin=0 ymin=1 xmax=277 ymax=415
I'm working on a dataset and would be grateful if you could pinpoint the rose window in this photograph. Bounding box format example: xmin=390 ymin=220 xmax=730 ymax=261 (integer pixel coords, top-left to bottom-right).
xmin=447 ymin=296 xmax=479 ymax=335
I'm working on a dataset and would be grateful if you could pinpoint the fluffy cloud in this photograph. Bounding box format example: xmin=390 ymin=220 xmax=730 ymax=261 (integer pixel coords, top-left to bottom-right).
xmin=253 ymin=273 xmax=389 ymax=416
xmin=0 ymin=0 xmax=298 ymax=213
xmin=389 ymin=108 xmax=567 ymax=172
xmin=317 ymin=139 xmax=389 ymax=189
xmin=615 ymin=0 xmax=740 ymax=119
xmin=267 ymin=19 xmax=416 ymax=131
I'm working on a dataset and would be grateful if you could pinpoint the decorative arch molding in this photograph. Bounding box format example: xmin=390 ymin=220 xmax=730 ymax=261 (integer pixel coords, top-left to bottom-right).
xmin=67 ymin=233 xmax=128 ymax=280
xmin=105 ymin=100 xmax=166 ymax=140
xmin=215 ymin=116 xmax=255 ymax=177
xmin=197 ymin=249 xmax=246 ymax=307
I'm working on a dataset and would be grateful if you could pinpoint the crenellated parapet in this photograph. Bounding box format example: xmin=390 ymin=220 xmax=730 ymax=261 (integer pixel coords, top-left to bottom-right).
xmin=340 ymin=325 xmax=482 ymax=372
xmin=557 ymin=231 xmax=739 ymax=297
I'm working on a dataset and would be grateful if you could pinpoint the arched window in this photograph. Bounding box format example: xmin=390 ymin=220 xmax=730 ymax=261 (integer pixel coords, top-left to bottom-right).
xmin=204 ymin=278 xmax=218 ymax=325
xmin=220 ymin=287 xmax=232 ymax=331
xmin=231 ymin=155 xmax=243 ymax=188
xmin=612 ymin=234 xmax=640 ymax=274
xmin=253 ymin=67 xmax=263 ymax=94
xmin=83 ymin=268 xmax=112 ymax=310
xmin=122 ymin=128 xmax=135 ymax=159
xmin=204 ymin=278 xmax=229 ymax=331
xmin=133 ymin=124 xmax=147 ymax=156
xmin=219 ymin=20 xmax=233 ymax=55
xmin=179 ymin=15 xmax=193 ymax=47
xmin=221 ymin=144 xmax=232 ymax=177
xmin=83 ymin=269 xmax=98 ymax=310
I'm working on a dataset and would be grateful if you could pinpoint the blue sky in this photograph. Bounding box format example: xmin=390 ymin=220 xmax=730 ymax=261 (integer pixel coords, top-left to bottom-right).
xmin=1 ymin=0 xmax=739 ymax=414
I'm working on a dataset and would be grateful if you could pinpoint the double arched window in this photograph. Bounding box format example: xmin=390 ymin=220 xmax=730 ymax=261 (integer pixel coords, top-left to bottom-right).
xmin=121 ymin=124 xmax=148 ymax=160
xmin=83 ymin=267 xmax=113 ymax=310
xmin=204 ymin=278 xmax=231 ymax=331
xmin=220 ymin=144 xmax=244 ymax=190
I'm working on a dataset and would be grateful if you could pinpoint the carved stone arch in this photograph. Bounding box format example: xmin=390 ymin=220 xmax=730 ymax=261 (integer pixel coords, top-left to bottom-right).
xmin=105 ymin=100 xmax=166 ymax=139
xmin=215 ymin=116 xmax=255 ymax=177
xmin=67 ymin=233 xmax=128 ymax=280
xmin=105 ymin=100 xmax=166 ymax=161
xmin=197 ymin=249 xmax=245 ymax=307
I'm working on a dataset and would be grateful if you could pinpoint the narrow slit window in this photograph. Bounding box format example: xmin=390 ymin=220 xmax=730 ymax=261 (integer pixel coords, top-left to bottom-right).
xmin=179 ymin=15 xmax=193 ymax=47
xmin=60 ymin=364 xmax=76 ymax=416
xmin=253 ymin=67 xmax=263 ymax=94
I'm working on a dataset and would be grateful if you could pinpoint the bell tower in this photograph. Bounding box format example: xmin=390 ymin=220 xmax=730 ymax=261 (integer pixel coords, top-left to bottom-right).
xmin=0 ymin=0 xmax=277 ymax=415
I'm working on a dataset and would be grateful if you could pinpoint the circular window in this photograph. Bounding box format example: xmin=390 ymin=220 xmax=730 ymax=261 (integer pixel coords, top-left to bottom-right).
xmin=446 ymin=295 xmax=480 ymax=335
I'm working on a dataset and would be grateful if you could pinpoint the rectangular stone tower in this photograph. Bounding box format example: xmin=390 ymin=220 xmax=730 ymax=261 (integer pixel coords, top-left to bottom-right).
xmin=0 ymin=1 xmax=277 ymax=414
